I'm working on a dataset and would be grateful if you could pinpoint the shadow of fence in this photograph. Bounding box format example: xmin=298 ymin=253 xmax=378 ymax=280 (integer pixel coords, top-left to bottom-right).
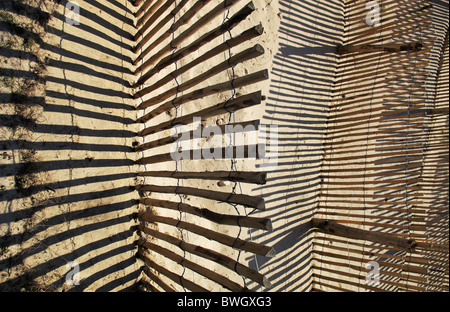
xmin=0 ymin=0 xmax=140 ymax=292
xmin=245 ymin=0 xmax=344 ymax=292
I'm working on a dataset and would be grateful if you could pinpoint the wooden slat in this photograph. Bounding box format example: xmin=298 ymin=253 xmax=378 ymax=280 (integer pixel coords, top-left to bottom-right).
xmin=136 ymin=184 xmax=266 ymax=210
xmin=138 ymin=170 xmax=267 ymax=184
xmin=134 ymin=0 xmax=239 ymax=68
xmin=134 ymin=120 xmax=260 ymax=151
xmin=139 ymin=213 xmax=276 ymax=256
xmin=312 ymin=219 xmax=417 ymax=252
xmin=135 ymin=44 xmax=265 ymax=109
xmin=136 ymin=69 xmax=268 ymax=123
xmin=139 ymin=225 xmax=272 ymax=287
xmin=138 ymin=237 xmax=249 ymax=291
xmin=133 ymin=0 xmax=211 ymax=56
xmin=139 ymin=198 xmax=272 ymax=231
xmin=136 ymin=24 xmax=264 ymax=96
xmin=141 ymin=265 xmax=175 ymax=292
xmin=135 ymin=3 xmax=257 ymax=86
xmin=138 ymin=91 xmax=263 ymax=137
xmin=136 ymin=144 xmax=262 ymax=165
xmin=138 ymin=248 xmax=209 ymax=292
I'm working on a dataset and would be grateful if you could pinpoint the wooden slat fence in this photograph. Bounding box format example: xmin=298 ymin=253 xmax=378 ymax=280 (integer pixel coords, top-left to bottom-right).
xmin=128 ymin=0 xmax=448 ymax=292
xmin=130 ymin=0 xmax=274 ymax=292
xmin=313 ymin=0 xmax=448 ymax=292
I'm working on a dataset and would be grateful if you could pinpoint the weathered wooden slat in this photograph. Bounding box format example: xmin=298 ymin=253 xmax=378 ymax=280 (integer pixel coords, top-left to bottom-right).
xmin=135 ymin=0 xmax=156 ymax=19
xmin=136 ymin=144 xmax=262 ymax=165
xmin=138 ymin=170 xmax=267 ymax=185
xmin=136 ymin=69 xmax=268 ymax=123
xmin=134 ymin=0 xmax=211 ymax=56
xmin=134 ymin=0 xmax=186 ymax=48
xmin=136 ymin=184 xmax=266 ymax=210
xmin=136 ymin=0 xmax=173 ymax=33
xmin=313 ymin=218 xmax=427 ymax=232
xmin=138 ymin=276 xmax=160 ymax=292
xmin=337 ymin=42 xmax=423 ymax=54
xmin=138 ymin=237 xmax=249 ymax=291
xmin=141 ymin=265 xmax=175 ymax=292
xmin=135 ymin=44 xmax=265 ymax=108
xmin=315 ymin=236 xmax=430 ymax=266
xmin=138 ymin=91 xmax=263 ymax=137
xmin=135 ymin=3 xmax=257 ymax=86
xmin=135 ymin=120 xmax=260 ymax=151
xmin=139 ymin=198 xmax=272 ymax=231
xmin=416 ymin=241 xmax=450 ymax=253
xmin=427 ymin=106 xmax=450 ymax=116
xmin=140 ymin=213 xmax=275 ymax=257
xmin=138 ymin=248 xmax=209 ymax=292
xmin=311 ymin=218 xmax=417 ymax=252
xmin=316 ymin=211 xmax=427 ymax=223
xmin=133 ymin=0 xmax=146 ymax=7
xmin=134 ymin=0 xmax=238 ymax=66
xmin=139 ymin=225 xmax=272 ymax=287
xmin=136 ymin=24 xmax=264 ymax=95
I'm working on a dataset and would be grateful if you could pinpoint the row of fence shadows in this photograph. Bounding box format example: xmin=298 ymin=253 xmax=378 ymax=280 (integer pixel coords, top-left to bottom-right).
xmin=0 ymin=0 xmax=142 ymax=291
xmin=313 ymin=0 xmax=448 ymax=292
xmin=128 ymin=0 xmax=275 ymax=291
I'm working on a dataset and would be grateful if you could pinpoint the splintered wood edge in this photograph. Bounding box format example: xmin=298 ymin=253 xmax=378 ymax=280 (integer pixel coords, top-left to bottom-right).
xmin=262 ymin=276 xmax=272 ymax=289
xmin=264 ymin=219 xmax=273 ymax=232
xmin=265 ymin=247 xmax=276 ymax=258
xmin=256 ymin=198 xmax=266 ymax=211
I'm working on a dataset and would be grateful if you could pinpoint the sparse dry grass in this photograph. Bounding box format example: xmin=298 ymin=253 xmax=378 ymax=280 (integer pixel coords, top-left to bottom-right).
xmin=0 ymin=0 xmax=58 ymax=292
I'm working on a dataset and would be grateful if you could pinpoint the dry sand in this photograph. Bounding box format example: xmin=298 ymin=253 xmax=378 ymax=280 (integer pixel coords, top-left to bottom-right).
xmin=1 ymin=0 xmax=139 ymax=291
